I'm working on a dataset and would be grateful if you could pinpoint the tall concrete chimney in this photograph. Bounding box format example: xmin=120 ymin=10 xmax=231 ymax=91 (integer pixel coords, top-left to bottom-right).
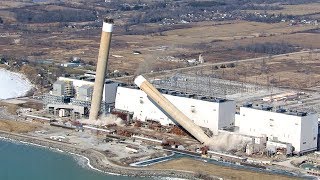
xmin=89 ymin=18 xmax=114 ymax=120
xmin=134 ymin=75 xmax=211 ymax=144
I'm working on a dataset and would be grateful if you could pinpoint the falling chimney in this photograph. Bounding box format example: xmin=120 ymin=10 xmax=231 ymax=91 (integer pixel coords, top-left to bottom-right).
xmin=89 ymin=18 xmax=114 ymax=120
xmin=134 ymin=75 xmax=211 ymax=144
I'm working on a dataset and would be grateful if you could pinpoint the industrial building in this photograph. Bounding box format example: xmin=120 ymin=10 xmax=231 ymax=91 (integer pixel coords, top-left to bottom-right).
xmin=31 ymin=17 xmax=320 ymax=177
xmin=44 ymin=73 xmax=320 ymax=154
xmin=43 ymin=75 xmax=119 ymax=118
xmin=114 ymin=85 xmax=236 ymax=135
xmin=238 ymin=105 xmax=318 ymax=154
xmin=57 ymin=76 xmax=119 ymax=104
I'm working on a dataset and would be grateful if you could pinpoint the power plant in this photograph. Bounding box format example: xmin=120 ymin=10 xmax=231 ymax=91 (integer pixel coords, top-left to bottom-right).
xmin=89 ymin=18 xmax=114 ymax=121
xmin=40 ymin=18 xmax=319 ymax=156
xmin=29 ymin=17 xmax=320 ymax=178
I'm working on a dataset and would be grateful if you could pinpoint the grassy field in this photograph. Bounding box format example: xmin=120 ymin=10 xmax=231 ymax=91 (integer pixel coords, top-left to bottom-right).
xmin=91 ymin=21 xmax=320 ymax=70
xmin=0 ymin=1 xmax=33 ymax=9
xmin=0 ymin=119 xmax=39 ymax=133
xmin=0 ymin=1 xmax=319 ymax=75
xmin=0 ymin=19 xmax=318 ymax=74
xmin=245 ymin=3 xmax=320 ymax=15
xmin=149 ymin=158 xmax=299 ymax=180
xmin=182 ymin=51 xmax=320 ymax=89
xmin=163 ymin=21 xmax=314 ymax=40
xmin=120 ymin=21 xmax=316 ymax=53
xmin=222 ymin=33 xmax=320 ymax=49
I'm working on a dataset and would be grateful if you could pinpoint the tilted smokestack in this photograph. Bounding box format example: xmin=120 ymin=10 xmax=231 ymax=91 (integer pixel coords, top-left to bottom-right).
xmin=134 ymin=75 xmax=211 ymax=144
xmin=89 ymin=18 xmax=114 ymax=120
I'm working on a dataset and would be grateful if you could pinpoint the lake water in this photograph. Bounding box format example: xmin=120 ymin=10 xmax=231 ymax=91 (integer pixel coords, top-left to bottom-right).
xmin=0 ymin=139 xmax=158 ymax=180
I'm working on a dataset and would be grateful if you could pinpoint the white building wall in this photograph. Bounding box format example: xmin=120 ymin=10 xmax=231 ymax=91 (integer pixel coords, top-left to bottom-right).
xmin=235 ymin=114 xmax=241 ymax=127
xmin=300 ymin=113 xmax=318 ymax=153
xmin=239 ymin=107 xmax=318 ymax=153
xmin=115 ymin=87 xmax=236 ymax=134
xmin=115 ymin=87 xmax=142 ymax=113
xmin=58 ymin=77 xmax=118 ymax=103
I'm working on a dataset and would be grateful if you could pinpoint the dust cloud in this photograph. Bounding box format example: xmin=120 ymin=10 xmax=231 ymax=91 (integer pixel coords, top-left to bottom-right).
xmin=134 ymin=54 xmax=157 ymax=76
xmin=207 ymin=133 xmax=250 ymax=152
xmin=82 ymin=114 xmax=124 ymax=126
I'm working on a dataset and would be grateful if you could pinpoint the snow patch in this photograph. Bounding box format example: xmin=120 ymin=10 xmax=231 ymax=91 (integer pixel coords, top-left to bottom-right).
xmin=0 ymin=68 xmax=33 ymax=100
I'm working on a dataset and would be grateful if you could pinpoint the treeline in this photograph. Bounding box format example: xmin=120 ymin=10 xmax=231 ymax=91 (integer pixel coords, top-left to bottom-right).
xmin=13 ymin=8 xmax=96 ymax=23
xmin=123 ymin=23 xmax=193 ymax=35
xmin=244 ymin=13 xmax=294 ymax=23
xmin=188 ymin=1 xmax=226 ymax=7
xmin=241 ymin=4 xmax=283 ymax=10
xmin=123 ymin=0 xmax=289 ymax=25
xmin=238 ymin=42 xmax=298 ymax=55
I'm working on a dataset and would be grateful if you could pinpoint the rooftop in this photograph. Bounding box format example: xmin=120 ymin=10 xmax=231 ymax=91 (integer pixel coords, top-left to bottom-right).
xmin=59 ymin=75 xmax=116 ymax=84
xmin=79 ymin=84 xmax=93 ymax=89
xmin=54 ymin=80 xmax=66 ymax=85
xmin=242 ymin=103 xmax=311 ymax=117
xmin=123 ymin=85 xmax=230 ymax=103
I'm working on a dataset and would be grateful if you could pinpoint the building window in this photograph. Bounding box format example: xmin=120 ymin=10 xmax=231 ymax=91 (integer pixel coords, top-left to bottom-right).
xmin=314 ymin=137 xmax=316 ymax=140
xmin=303 ymin=142 xmax=306 ymax=144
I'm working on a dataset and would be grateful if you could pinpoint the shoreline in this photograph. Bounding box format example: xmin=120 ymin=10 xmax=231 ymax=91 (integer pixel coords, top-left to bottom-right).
xmin=0 ymin=130 xmax=216 ymax=180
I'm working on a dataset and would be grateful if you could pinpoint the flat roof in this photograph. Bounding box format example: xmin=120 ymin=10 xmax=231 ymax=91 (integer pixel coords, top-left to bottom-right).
xmin=79 ymin=84 xmax=93 ymax=89
xmin=121 ymin=85 xmax=231 ymax=103
xmin=58 ymin=76 xmax=116 ymax=84
xmin=54 ymin=80 xmax=66 ymax=85
xmin=241 ymin=103 xmax=311 ymax=117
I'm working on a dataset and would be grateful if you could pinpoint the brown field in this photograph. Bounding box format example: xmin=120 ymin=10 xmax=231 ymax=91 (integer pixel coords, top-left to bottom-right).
xmin=180 ymin=51 xmax=320 ymax=89
xmin=245 ymin=3 xmax=320 ymax=15
xmin=0 ymin=1 xmax=319 ymax=77
xmin=163 ymin=21 xmax=314 ymax=41
xmin=0 ymin=1 xmax=34 ymax=9
xmin=149 ymin=158 xmax=298 ymax=180
xmin=0 ymin=119 xmax=39 ymax=133
xmin=221 ymin=33 xmax=320 ymax=49
xmin=118 ymin=21 xmax=316 ymax=55
xmin=0 ymin=10 xmax=17 ymax=22
xmin=1 ymin=19 xmax=319 ymax=74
